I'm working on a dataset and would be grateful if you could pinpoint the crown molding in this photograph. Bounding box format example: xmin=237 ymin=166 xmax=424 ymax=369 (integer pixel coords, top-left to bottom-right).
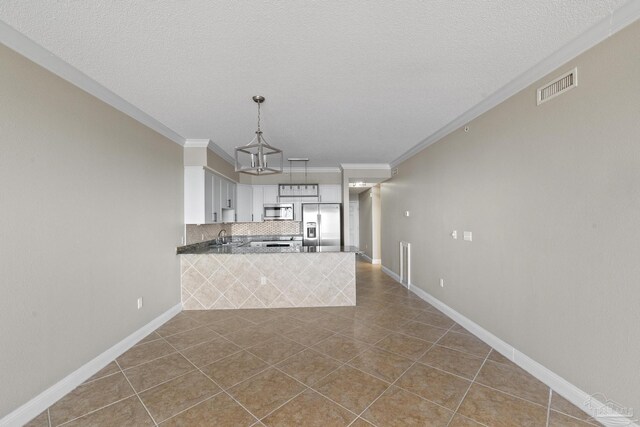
xmin=286 ymin=167 xmax=342 ymax=173
xmin=340 ymin=163 xmax=391 ymax=171
xmin=390 ymin=3 xmax=640 ymax=168
xmin=183 ymin=139 xmax=210 ymax=148
xmin=0 ymin=20 xmax=186 ymax=147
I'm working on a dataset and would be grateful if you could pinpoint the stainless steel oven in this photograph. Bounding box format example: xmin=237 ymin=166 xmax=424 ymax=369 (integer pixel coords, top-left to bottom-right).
xmin=263 ymin=203 xmax=294 ymax=221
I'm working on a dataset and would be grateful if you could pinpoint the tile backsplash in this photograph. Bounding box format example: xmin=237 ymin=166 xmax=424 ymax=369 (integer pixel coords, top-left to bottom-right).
xmin=186 ymin=221 xmax=302 ymax=244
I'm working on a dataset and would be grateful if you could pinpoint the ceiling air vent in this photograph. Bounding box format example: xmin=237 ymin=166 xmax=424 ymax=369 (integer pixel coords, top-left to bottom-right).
xmin=537 ymin=68 xmax=577 ymax=105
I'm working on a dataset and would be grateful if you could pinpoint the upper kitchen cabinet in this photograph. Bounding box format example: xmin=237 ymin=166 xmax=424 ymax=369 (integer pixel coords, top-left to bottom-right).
xmin=236 ymin=184 xmax=253 ymax=222
xmin=319 ymin=184 xmax=342 ymax=203
xmin=262 ymin=185 xmax=279 ymax=204
xmin=184 ymin=166 xmax=216 ymax=224
xmin=184 ymin=167 xmax=241 ymax=224
xmin=251 ymin=186 xmax=264 ymax=222
xmin=219 ymin=177 xmax=236 ymax=210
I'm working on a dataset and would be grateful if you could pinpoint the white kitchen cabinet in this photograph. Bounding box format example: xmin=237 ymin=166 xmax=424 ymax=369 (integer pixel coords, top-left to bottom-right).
xmin=218 ymin=177 xmax=236 ymax=222
xmin=252 ymin=186 xmax=264 ymax=222
xmin=236 ymin=184 xmax=253 ymax=222
xmin=211 ymin=173 xmax=222 ymax=223
xmin=262 ymin=185 xmax=279 ymax=204
xmin=219 ymin=177 xmax=236 ymax=210
xmin=185 ymin=167 xmax=242 ymax=224
xmin=184 ymin=167 xmax=217 ymax=224
xmin=319 ymin=184 xmax=342 ymax=203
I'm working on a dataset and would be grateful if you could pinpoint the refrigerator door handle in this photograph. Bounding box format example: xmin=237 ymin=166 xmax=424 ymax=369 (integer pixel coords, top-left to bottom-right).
xmin=317 ymin=213 xmax=321 ymax=246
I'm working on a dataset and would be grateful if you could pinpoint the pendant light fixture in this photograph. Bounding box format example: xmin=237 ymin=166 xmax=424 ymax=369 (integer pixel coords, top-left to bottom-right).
xmin=234 ymin=96 xmax=283 ymax=175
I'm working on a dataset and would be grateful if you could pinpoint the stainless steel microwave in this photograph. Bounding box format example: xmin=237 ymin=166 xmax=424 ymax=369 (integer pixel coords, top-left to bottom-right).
xmin=263 ymin=204 xmax=294 ymax=221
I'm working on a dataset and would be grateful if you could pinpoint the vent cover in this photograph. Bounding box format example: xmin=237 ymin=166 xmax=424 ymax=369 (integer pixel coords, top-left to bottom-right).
xmin=537 ymin=68 xmax=577 ymax=105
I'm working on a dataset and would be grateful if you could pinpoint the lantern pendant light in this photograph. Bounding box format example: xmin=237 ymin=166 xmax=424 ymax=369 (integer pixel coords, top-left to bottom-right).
xmin=234 ymin=96 xmax=283 ymax=175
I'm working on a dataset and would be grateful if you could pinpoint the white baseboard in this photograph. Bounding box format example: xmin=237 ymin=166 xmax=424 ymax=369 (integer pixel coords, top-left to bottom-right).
xmin=371 ymin=258 xmax=381 ymax=265
xmin=381 ymin=265 xmax=402 ymax=283
xmin=0 ymin=303 xmax=182 ymax=427
xmin=381 ymin=266 xmax=638 ymax=427
xmin=358 ymin=253 xmax=374 ymax=264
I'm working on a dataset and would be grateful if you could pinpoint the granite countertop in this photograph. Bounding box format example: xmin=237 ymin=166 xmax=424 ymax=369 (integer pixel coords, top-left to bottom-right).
xmin=176 ymin=237 xmax=358 ymax=255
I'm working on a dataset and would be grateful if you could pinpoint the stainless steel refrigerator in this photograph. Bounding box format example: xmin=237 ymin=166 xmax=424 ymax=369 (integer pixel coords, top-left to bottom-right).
xmin=302 ymin=203 xmax=342 ymax=246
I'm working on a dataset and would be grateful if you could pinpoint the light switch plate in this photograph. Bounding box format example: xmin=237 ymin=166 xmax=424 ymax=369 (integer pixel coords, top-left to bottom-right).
xmin=451 ymin=230 xmax=458 ymax=239
xmin=464 ymin=231 xmax=472 ymax=241
xmin=404 ymin=211 xmax=410 ymax=217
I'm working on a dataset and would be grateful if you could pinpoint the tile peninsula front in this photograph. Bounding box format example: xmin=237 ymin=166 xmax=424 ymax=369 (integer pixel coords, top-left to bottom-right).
xmin=180 ymin=249 xmax=356 ymax=309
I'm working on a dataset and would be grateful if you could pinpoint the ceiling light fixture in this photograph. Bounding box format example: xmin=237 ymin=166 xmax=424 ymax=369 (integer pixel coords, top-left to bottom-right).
xmin=234 ymin=96 xmax=283 ymax=175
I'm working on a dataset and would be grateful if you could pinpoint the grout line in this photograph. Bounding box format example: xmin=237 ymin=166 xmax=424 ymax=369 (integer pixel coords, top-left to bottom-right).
xmin=80 ymin=367 xmax=123 ymax=386
xmin=122 ymin=359 xmax=202 ymax=395
xmin=445 ymin=343 xmax=492 ymax=427
xmin=351 ymin=322 xmax=458 ymax=425
xmin=268 ymin=362 xmax=367 ymax=423
xmin=258 ymin=386 xmax=310 ymax=422
xmin=156 ymin=336 xmax=261 ymax=424
xmin=114 ymin=359 xmax=159 ymax=426
xmin=55 ymin=395 xmax=141 ymax=426
xmin=353 ymin=344 xmax=435 ymax=424
xmin=118 ymin=349 xmax=181 ymax=372
xmin=453 ymin=413 xmax=491 ymax=427
xmin=412 ymin=357 xmax=481 ymax=383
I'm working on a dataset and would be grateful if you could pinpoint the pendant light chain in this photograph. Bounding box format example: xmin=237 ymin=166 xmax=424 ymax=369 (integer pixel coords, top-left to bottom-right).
xmin=257 ymin=101 xmax=261 ymax=133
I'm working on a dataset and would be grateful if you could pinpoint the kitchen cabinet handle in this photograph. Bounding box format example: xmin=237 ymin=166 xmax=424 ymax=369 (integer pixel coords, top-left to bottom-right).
xmin=214 ymin=212 xmax=217 ymax=222
xmin=251 ymin=214 xmax=254 ymax=221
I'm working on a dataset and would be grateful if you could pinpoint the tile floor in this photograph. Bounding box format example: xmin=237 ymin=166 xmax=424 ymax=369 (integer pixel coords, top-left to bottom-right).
xmin=25 ymin=259 xmax=602 ymax=426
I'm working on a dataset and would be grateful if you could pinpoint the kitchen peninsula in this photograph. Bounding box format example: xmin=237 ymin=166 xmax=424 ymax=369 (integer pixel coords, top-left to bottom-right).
xmin=177 ymin=238 xmax=357 ymax=310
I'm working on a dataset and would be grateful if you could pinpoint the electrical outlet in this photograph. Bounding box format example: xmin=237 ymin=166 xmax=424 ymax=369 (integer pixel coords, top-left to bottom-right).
xmin=137 ymin=297 xmax=143 ymax=310
xmin=404 ymin=211 xmax=410 ymax=217
xmin=440 ymin=278 xmax=444 ymax=288
xmin=260 ymin=276 xmax=267 ymax=285
xmin=464 ymin=231 xmax=472 ymax=241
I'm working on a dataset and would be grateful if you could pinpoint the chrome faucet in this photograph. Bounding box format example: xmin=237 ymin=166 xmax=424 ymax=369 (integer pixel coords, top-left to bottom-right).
xmin=217 ymin=229 xmax=227 ymax=244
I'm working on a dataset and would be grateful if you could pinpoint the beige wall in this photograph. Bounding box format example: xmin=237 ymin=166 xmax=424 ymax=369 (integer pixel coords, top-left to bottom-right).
xmin=206 ymin=149 xmax=239 ymax=181
xmin=0 ymin=44 xmax=183 ymax=417
xmin=184 ymin=146 xmax=240 ymax=182
xmin=381 ymin=22 xmax=640 ymax=414
xmin=358 ymin=190 xmax=373 ymax=258
xmin=183 ymin=146 xmax=208 ymax=166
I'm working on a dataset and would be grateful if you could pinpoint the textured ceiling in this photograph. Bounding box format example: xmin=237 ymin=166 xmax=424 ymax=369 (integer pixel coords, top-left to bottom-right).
xmin=0 ymin=1 xmax=628 ymax=166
